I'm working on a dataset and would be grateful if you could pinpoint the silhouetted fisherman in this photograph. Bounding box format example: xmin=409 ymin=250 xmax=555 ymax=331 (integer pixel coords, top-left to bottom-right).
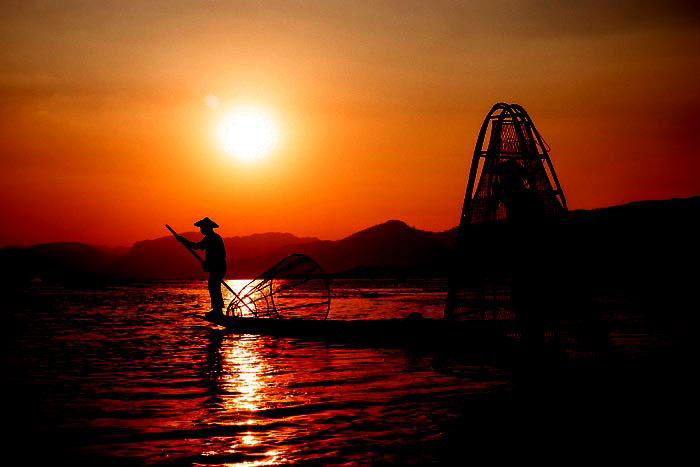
xmin=176 ymin=217 xmax=227 ymax=317
xmin=494 ymin=158 xmax=545 ymax=224
xmin=494 ymin=159 xmax=549 ymax=353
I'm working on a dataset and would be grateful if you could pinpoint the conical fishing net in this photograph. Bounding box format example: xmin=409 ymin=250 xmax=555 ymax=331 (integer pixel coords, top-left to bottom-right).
xmin=227 ymin=254 xmax=331 ymax=320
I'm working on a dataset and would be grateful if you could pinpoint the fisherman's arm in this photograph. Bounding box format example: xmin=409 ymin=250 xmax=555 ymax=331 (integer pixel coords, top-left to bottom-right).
xmin=176 ymin=236 xmax=206 ymax=250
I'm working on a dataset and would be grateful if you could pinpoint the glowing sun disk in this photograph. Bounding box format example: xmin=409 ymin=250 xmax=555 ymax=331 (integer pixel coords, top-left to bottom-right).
xmin=216 ymin=106 xmax=280 ymax=162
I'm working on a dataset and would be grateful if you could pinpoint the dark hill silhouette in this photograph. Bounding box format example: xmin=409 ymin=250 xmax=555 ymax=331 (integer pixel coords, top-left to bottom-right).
xmin=0 ymin=242 xmax=124 ymax=285
xmin=235 ymin=220 xmax=453 ymax=277
xmin=1 ymin=197 xmax=698 ymax=295
xmin=565 ymin=197 xmax=699 ymax=299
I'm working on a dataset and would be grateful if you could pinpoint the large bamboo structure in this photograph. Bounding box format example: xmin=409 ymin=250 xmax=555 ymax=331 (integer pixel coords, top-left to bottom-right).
xmin=444 ymin=103 xmax=567 ymax=319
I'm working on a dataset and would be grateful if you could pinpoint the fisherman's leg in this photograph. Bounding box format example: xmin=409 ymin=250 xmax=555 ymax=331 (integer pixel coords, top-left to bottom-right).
xmin=208 ymin=273 xmax=225 ymax=314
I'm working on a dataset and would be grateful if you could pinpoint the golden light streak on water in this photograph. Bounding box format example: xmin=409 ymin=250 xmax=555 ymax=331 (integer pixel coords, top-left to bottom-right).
xmin=220 ymin=340 xmax=267 ymax=412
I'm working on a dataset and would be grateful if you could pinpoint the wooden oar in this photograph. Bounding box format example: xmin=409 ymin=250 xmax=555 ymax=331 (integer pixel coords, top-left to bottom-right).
xmin=165 ymin=224 xmax=254 ymax=315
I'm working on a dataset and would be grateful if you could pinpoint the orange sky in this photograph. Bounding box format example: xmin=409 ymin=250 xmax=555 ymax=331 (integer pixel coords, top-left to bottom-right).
xmin=1 ymin=1 xmax=699 ymax=246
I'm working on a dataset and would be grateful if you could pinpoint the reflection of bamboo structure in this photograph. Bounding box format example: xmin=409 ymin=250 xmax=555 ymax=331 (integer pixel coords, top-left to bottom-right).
xmin=444 ymin=103 xmax=567 ymax=319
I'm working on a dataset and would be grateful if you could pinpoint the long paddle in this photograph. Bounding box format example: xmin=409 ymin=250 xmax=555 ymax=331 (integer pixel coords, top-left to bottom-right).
xmin=165 ymin=224 xmax=253 ymax=315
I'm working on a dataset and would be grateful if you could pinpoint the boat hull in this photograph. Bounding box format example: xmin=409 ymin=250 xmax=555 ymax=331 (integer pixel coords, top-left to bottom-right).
xmin=202 ymin=315 xmax=515 ymax=349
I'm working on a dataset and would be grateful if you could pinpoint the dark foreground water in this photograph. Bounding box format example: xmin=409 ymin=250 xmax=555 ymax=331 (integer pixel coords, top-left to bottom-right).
xmin=2 ymin=280 xmax=693 ymax=465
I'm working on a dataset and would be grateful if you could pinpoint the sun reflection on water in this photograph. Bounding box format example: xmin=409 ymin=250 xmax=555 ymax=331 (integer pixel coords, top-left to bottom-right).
xmin=220 ymin=339 xmax=267 ymax=411
xmin=241 ymin=434 xmax=258 ymax=446
xmin=201 ymin=333 xmax=288 ymax=465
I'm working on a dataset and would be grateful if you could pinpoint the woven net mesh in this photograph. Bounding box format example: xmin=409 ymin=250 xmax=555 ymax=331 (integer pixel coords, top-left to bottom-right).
xmin=469 ymin=120 xmax=563 ymax=225
xmin=227 ymin=254 xmax=331 ymax=320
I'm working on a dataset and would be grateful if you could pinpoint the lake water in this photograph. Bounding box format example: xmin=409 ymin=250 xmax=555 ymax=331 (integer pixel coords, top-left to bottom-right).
xmin=3 ymin=280 xmax=681 ymax=465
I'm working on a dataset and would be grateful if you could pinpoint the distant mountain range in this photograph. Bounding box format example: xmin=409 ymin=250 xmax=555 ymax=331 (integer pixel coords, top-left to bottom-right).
xmin=1 ymin=197 xmax=698 ymax=290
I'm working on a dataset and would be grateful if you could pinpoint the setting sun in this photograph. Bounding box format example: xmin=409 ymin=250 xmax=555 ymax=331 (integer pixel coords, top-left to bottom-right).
xmin=215 ymin=105 xmax=280 ymax=162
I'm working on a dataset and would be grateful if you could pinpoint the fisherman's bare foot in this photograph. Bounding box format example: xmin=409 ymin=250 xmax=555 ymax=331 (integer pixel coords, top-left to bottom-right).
xmin=205 ymin=309 xmax=224 ymax=319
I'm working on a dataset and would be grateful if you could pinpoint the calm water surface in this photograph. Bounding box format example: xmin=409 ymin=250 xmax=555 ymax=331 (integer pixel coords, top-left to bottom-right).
xmin=6 ymin=280 xmax=515 ymax=465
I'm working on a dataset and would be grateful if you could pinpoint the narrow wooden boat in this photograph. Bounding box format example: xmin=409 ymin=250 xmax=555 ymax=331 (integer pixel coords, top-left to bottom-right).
xmin=202 ymin=314 xmax=515 ymax=349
